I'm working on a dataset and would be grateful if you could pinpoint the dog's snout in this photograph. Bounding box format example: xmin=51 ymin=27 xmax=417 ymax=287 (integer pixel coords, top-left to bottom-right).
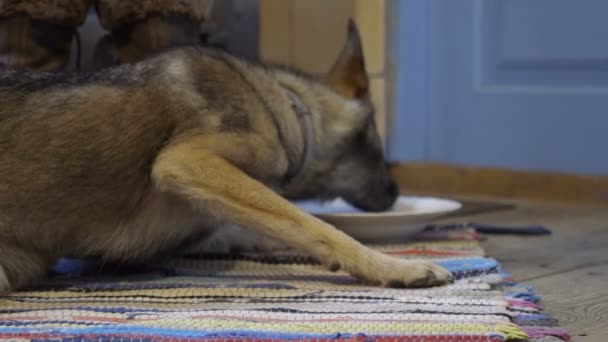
xmin=387 ymin=180 xmax=399 ymax=198
xmin=343 ymin=178 xmax=399 ymax=212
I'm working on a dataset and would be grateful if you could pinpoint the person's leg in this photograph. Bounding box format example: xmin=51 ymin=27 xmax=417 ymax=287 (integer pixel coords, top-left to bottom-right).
xmin=0 ymin=0 xmax=91 ymax=71
xmin=94 ymin=0 xmax=215 ymax=67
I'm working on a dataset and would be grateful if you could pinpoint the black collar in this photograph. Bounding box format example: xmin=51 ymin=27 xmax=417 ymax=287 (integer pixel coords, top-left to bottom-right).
xmin=280 ymin=84 xmax=316 ymax=188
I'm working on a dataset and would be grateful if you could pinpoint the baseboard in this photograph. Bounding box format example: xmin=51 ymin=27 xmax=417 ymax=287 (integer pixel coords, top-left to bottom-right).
xmin=390 ymin=162 xmax=608 ymax=206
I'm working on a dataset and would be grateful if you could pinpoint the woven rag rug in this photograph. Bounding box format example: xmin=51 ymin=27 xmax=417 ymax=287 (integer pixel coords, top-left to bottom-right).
xmin=0 ymin=227 xmax=569 ymax=342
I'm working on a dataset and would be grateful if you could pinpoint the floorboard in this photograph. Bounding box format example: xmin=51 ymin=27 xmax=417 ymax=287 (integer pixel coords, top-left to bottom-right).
xmin=527 ymin=264 xmax=608 ymax=342
xmin=430 ymin=198 xmax=608 ymax=341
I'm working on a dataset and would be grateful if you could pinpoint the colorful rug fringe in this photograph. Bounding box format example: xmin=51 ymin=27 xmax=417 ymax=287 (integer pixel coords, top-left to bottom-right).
xmin=0 ymin=228 xmax=568 ymax=341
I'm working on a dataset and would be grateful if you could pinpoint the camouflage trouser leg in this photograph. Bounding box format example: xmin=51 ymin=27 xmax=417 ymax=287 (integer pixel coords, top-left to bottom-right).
xmin=0 ymin=0 xmax=92 ymax=71
xmin=94 ymin=0 xmax=215 ymax=67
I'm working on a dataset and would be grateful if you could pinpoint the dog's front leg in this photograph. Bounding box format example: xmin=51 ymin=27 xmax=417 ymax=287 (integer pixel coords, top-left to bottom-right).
xmin=152 ymin=142 xmax=452 ymax=288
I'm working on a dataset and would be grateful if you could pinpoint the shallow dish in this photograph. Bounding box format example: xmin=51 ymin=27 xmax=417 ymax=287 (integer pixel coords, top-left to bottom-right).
xmin=294 ymin=196 xmax=462 ymax=242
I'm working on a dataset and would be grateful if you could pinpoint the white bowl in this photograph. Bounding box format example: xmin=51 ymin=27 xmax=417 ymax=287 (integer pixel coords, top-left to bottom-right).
xmin=294 ymin=196 xmax=462 ymax=242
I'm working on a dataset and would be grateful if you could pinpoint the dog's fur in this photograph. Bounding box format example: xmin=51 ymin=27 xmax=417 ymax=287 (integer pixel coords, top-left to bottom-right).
xmin=0 ymin=21 xmax=451 ymax=292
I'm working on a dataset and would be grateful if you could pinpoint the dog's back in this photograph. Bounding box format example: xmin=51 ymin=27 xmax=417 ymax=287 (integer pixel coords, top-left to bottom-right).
xmin=0 ymin=53 xmax=184 ymax=254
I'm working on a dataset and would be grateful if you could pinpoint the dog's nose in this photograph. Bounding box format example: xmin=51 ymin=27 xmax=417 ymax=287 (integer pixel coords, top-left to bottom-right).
xmin=387 ymin=180 xmax=399 ymax=198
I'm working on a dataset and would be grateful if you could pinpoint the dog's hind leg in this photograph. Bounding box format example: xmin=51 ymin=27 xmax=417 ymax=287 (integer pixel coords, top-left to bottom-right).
xmin=152 ymin=141 xmax=452 ymax=288
xmin=0 ymin=242 xmax=50 ymax=294
xmin=0 ymin=266 xmax=9 ymax=294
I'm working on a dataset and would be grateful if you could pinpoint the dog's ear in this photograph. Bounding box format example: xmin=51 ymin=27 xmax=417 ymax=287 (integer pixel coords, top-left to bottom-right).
xmin=327 ymin=19 xmax=369 ymax=99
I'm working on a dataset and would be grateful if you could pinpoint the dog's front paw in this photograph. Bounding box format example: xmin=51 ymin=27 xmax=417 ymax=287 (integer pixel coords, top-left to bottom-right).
xmin=342 ymin=251 xmax=453 ymax=288
xmin=380 ymin=260 xmax=453 ymax=288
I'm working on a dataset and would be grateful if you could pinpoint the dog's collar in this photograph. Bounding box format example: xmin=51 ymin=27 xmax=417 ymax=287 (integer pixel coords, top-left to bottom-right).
xmin=280 ymin=84 xmax=316 ymax=187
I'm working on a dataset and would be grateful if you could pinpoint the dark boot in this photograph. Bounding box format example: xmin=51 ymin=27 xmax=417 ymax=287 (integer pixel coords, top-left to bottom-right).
xmin=94 ymin=0 xmax=214 ymax=66
xmin=0 ymin=0 xmax=92 ymax=71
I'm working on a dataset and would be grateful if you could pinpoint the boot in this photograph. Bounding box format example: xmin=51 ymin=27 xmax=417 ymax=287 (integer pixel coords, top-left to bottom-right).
xmin=94 ymin=0 xmax=215 ymax=65
xmin=0 ymin=0 xmax=92 ymax=71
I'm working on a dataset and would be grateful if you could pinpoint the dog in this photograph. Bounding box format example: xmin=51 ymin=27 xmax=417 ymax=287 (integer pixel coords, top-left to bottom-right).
xmin=0 ymin=20 xmax=451 ymax=293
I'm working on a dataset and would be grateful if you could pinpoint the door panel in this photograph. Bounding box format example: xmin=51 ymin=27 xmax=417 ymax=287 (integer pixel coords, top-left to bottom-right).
xmin=390 ymin=0 xmax=608 ymax=175
xmin=478 ymin=0 xmax=608 ymax=88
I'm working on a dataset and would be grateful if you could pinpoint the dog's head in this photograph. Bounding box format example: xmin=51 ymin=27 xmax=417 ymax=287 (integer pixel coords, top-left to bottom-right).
xmin=283 ymin=20 xmax=399 ymax=212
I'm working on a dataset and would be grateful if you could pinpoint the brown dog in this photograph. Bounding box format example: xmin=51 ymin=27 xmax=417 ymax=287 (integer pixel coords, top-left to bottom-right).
xmin=0 ymin=21 xmax=451 ymax=292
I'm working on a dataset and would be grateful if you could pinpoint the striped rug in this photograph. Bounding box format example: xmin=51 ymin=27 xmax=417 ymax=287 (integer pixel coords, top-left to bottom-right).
xmin=0 ymin=228 xmax=569 ymax=341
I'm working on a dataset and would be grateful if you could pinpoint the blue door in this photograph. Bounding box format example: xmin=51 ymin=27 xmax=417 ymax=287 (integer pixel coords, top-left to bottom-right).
xmin=389 ymin=0 xmax=608 ymax=175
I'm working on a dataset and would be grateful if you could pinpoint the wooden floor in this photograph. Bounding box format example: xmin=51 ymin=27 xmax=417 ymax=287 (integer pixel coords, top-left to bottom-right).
xmin=436 ymin=198 xmax=608 ymax=342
